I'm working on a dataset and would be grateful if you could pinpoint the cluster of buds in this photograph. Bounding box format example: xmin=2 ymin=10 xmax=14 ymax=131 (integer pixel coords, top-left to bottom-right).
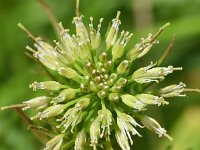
xmin=2 ymin=1 xmax=198 ymax=150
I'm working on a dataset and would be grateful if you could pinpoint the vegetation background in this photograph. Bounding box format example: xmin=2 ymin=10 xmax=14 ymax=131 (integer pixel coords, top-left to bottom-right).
xmin=0 ymin=0 xmax=200 ymax=149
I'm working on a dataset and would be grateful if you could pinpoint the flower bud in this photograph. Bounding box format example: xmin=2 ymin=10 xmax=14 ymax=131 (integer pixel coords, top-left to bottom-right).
xmin=121 ymin=94 xmax=146 ymax=111
xmin=75 ymin=98 xmax=90 ymax=109
xmin=108 ymin=73 xmax=117 ymax=86
xmin=140 ymin=115 xmax=173 ymax=141
xmin=111 ymin=78 xmax=127 ymax=92
xmin=32 ymin=104 xmax=65 ymax=120
xmin=159 ymin=82 xmax=186 ymax=97
xmin=99 ymin=52 xmax=108 ymax=63
xmin=44 ymin=134 xmax=64 ymax=150
xmin=117 ymin=60 xmax=129 ymax=75
xmin=108 ymin=93 xmax=120 ymax=101
xmin=58 ymin=67 xmax=82 ymax=80
xmin=23 ymin=96 xmax=50 ymax=110
xmin=136 ymin=94 xmax=168 ymax=106
xmin=52 ymin=88 xmax=79 ymax=104
xmin=29 ymin=81 xmax=67 ymax=91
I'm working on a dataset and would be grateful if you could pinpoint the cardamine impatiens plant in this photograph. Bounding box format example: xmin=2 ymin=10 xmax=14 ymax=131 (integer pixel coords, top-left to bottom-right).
xmin=2 ymin=0 xmax=200 ymax=150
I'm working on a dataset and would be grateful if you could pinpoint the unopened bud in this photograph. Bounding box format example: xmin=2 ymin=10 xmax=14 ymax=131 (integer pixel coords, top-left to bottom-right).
xmin=29 ymin=81 xmax=67 ymax=91
xmin=33 ymin=104 xmax=65 ymax=120
xmin=75 ymin=98 xmax=90 ymax=109
xmin=23 ymin=96 xmax=50 ymax=110
xmin=108 ymin=93 xmax=120 ymax=101
xmin=52 ymin=88 xmax=80 ymax=104
xmin=58 ymin=67 xmax=82 ymax=80
xmin=99 ymin=52 xmax=108 ymax=63
xmin=117 ymin=60 xmax=129 ymax=75
xmin=121 ymin=94 xmax=145 ymax=111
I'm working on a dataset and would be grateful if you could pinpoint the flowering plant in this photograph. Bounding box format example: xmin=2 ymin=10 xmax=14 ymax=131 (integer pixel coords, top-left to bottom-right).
xmin=2 ymin=0 xmax=199 ymax=150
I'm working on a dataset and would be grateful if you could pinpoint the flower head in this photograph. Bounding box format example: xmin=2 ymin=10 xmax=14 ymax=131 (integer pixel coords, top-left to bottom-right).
xmin=2 ymin=1 xmax=197 ymax=150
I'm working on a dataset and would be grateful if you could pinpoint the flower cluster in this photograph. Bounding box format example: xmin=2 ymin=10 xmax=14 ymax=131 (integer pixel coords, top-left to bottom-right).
xmin=2 ymin=2 xmax=193 ymax=150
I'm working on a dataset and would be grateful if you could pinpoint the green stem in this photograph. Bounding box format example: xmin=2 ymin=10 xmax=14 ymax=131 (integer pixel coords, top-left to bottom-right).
xmin=184 ymin=88 xmax=200 ymax=93
xmin=38 ymin=0 xmax=60 ymax=38
xmin=14 ymin=108 xmax=49 ymax=144
xmin=157 ymin=36 xmax=176 ymax=66
xmin=76 ymin=0 xmax=80 ymax=17
xmin=62 ymin=139 xmax=75 ymax=149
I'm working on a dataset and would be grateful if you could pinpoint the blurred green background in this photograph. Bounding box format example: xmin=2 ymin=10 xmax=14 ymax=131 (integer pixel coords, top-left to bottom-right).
xmin=0 ymin=0 xmax=200 ymax=149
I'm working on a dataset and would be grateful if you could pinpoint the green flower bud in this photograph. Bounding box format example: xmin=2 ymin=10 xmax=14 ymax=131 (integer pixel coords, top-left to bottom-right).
xmin=121 ymin=94 xmax=146 ymax=111
xmin=99 ymin=52 xmax=108 ymax=63
xmin=32 ymin=104 xmax=65 ymax=120
xmin=75 ymin=98 xmax=90 ymax=109
xmin=159 ymin=82 xmax=186 ymax=97
xmin=108 ymin=93 xmax=120 ymax=101
xmin=136 ymin=94 xmax=168 ymax=106
xmin=117 ymin=60 xmax=129 ymax=75
xmin=111 ymin=78 xmax=127 ymax=92
xmin=29 ymin=81 xmax=67 ymax=91
xmin=121 ymin=94 xmax=167 ymax=111
xmin=52 ymin=88 xmax=80 ymax=104
xmin=108 ymin=73 xmax=118 ymax=86
xmin=58 ymin=66 xmax=82 ymax=81
xmin=23 ymin=96 xmax=50 ymax=110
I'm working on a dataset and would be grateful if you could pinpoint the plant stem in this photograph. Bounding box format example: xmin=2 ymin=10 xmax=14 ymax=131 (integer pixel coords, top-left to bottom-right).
xmin=38 ymin=0 xmax=60 ymax=37
xmin=14 ymin=108 xmax=49 ymax=144
xmin=157 ymin=36 xmax=176 ymax=66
